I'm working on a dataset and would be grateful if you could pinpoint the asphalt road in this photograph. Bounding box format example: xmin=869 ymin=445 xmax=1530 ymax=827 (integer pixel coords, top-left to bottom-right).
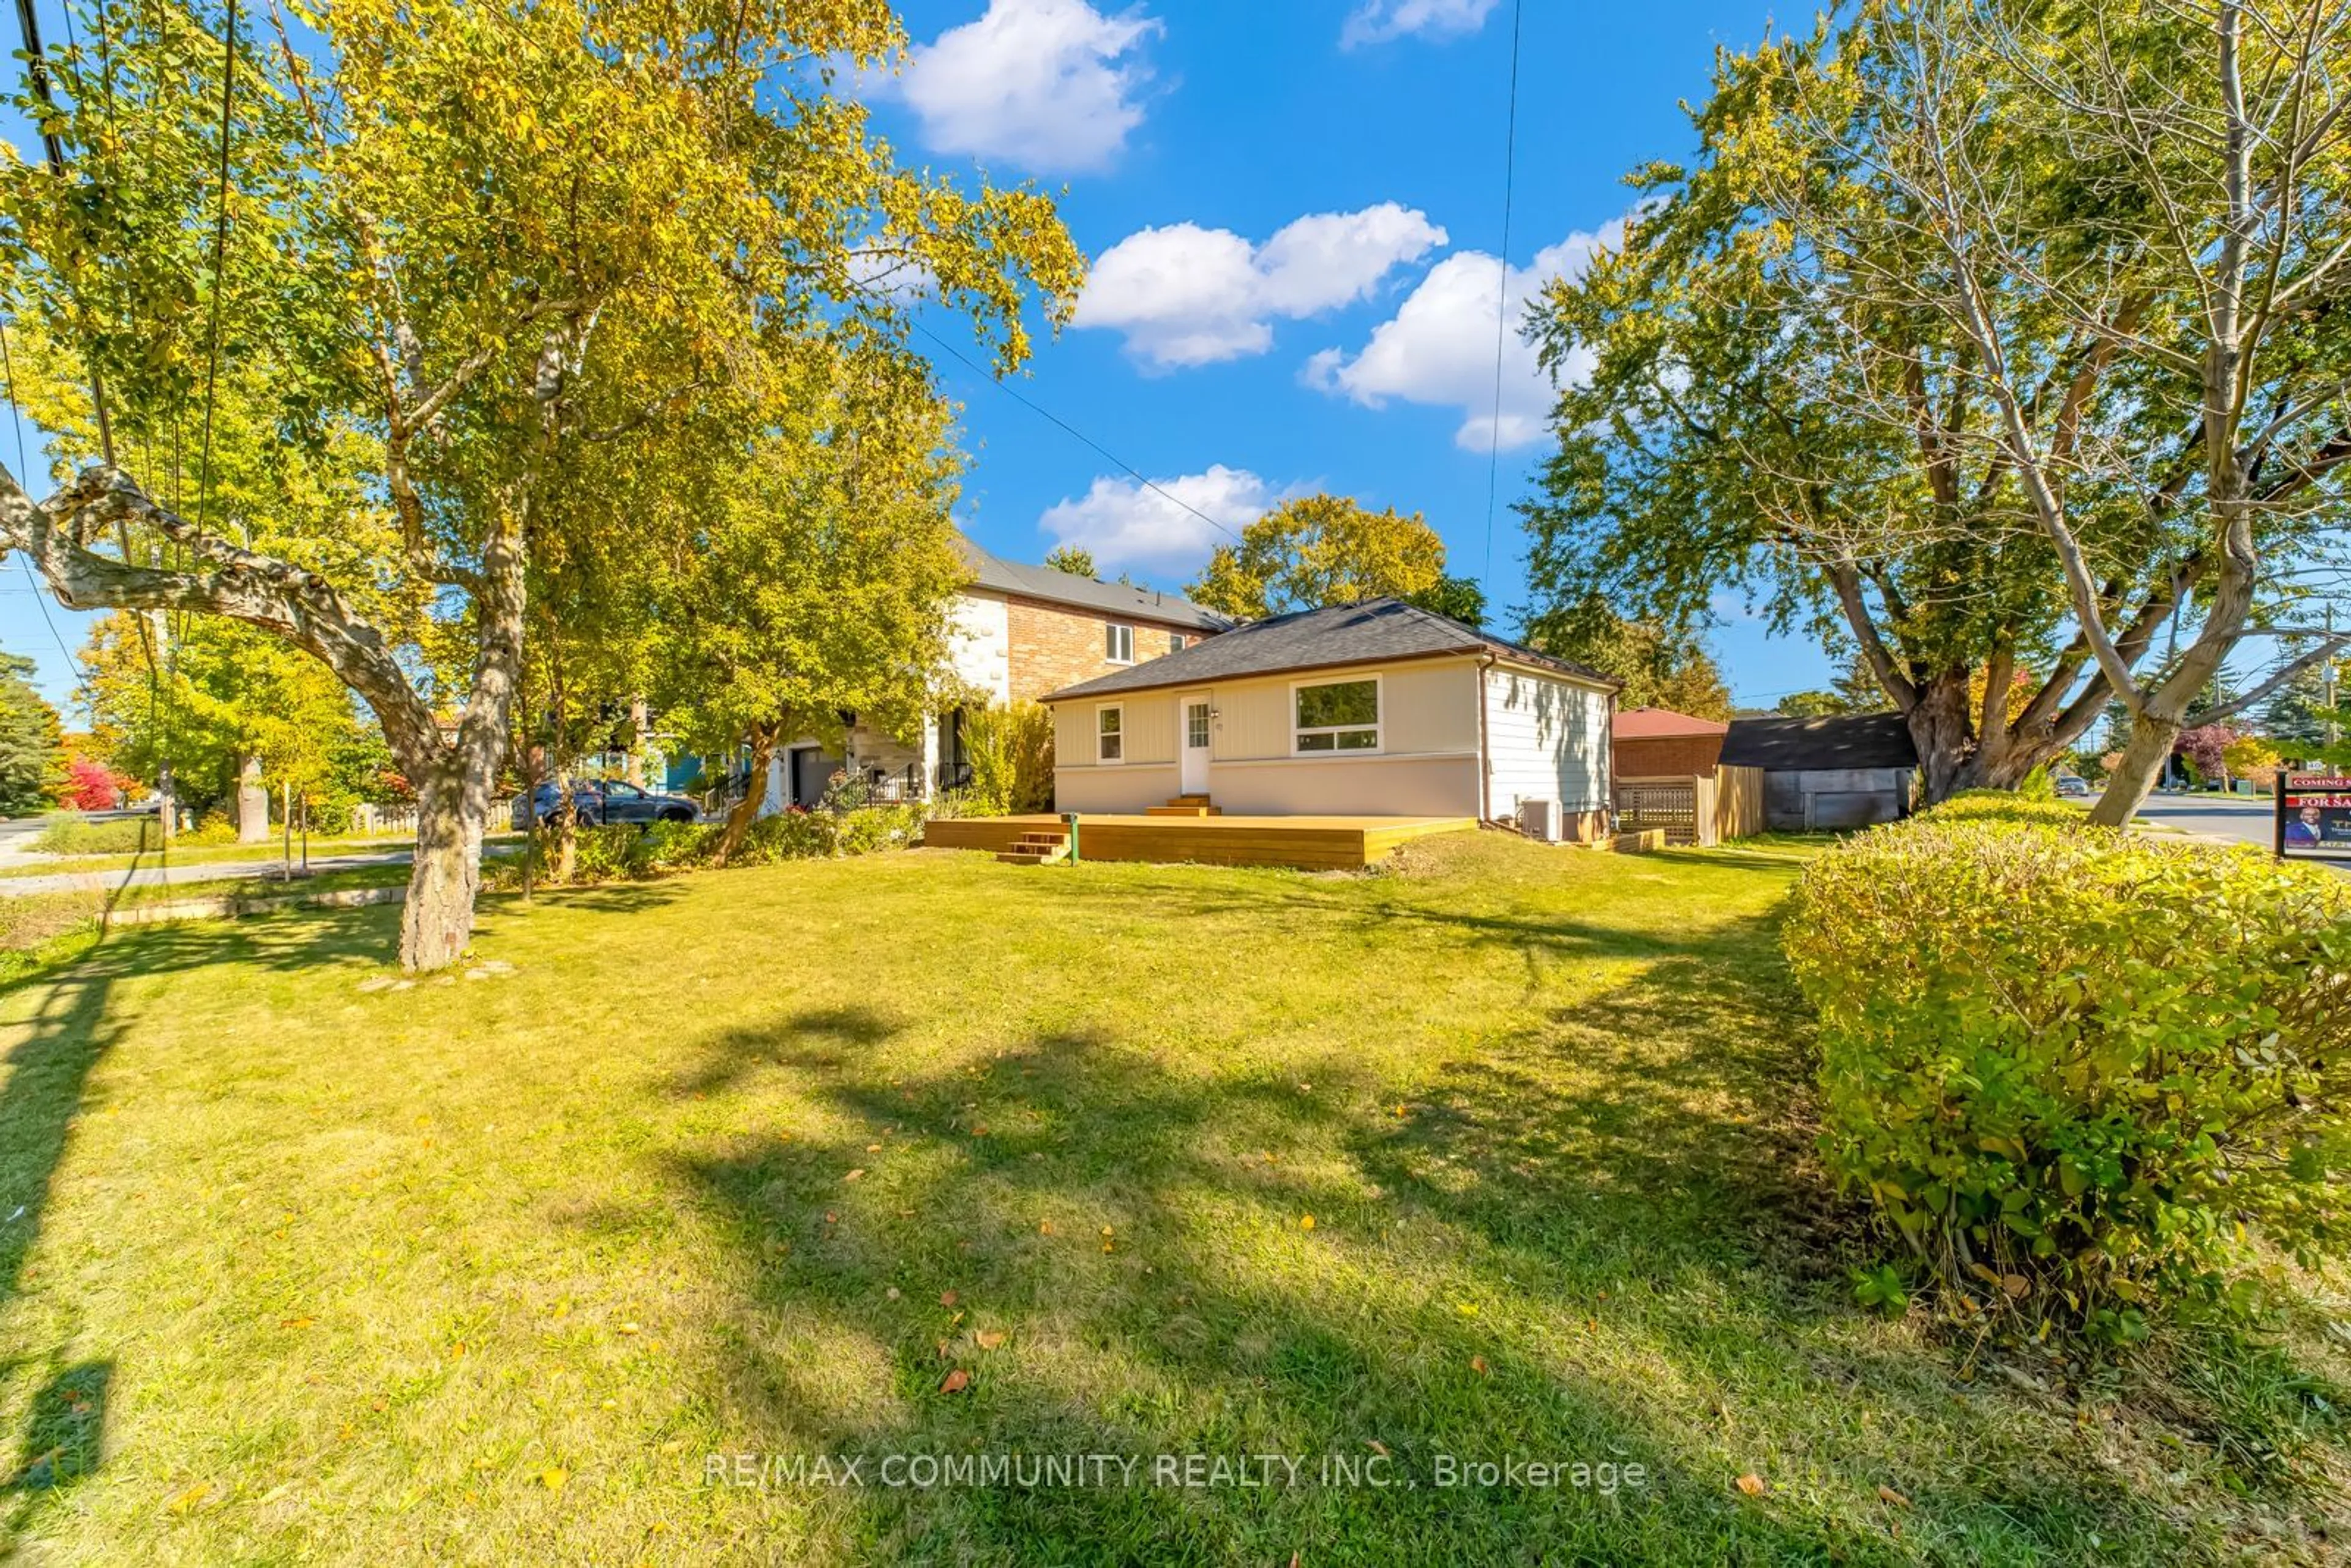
xmin=2123 ymin=789 xmax=2351 ymax=871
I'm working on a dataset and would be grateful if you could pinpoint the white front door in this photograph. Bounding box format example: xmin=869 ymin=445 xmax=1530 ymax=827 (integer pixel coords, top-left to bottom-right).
xmin=1179 ymin=692 xmax=1212 ymax=797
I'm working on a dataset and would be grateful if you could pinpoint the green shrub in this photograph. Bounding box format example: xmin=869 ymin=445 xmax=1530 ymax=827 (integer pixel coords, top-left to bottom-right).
xmin=171 ymin=813 xmax=236 ymax=847
xmin=836 ymin=803 xmax=924 ymax=855
xmin=33 ymin=816 xmax=162 ymax=855
xmin=962 ymin=702 xmax=1054 ymax=814
xmin=734 ymin=809 xmax=837 ymax=865
xmin=567 ymin=824 xmax=649 ymax=882
xmin=639 ymin=820 xmax=720 ymax=871
xmin=1788 ymin=797 xmax=2351 ymax=1336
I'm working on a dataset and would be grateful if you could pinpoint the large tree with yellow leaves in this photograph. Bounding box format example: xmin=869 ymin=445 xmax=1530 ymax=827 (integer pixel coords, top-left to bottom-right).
xmin=0 ymin=0 xmax=1082 ymax=968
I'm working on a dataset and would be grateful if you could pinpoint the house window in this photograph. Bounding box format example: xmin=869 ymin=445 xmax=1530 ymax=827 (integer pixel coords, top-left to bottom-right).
xmin=1294 ymin=678 xmax=1381 ymax=753
xmin=1097 ymin=705 xmax=1124 ymax=763
xmin=1169 ymin=633 xmax=1189 ymax=653
xmin=1104 ymin=623 xmax=1135 ymax=663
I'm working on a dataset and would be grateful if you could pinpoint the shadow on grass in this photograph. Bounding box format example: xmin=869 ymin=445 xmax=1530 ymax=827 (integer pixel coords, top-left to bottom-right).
xmin=0 ymin=902 xmax=419 ymax=1539
xmin=653 ymin=910 xmax=2250 ymax=1564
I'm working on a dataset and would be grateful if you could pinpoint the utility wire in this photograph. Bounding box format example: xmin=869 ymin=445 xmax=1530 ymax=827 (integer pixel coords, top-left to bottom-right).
xmin=889 ymin=305 xmax=1246 ymax=550
xmin=0 ymin=318 xmax=91 ymax=685
xmin=11 ymin=0 xmax=113 ymax=464
xmin=1479 ymin=0 xmax=1525 ymax=596
xmin=193 ymin=0 xmax=238 ymax=539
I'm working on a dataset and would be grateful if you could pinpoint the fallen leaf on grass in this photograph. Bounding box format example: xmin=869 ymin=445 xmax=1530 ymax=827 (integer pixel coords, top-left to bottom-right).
xmin=618 ymin=1323 xmax=642 ymax=1336
xmin=1736 ymin=1472 xmax=1767 ymax=1498
xmin=280 ymin=1316 xmax=313 ymax=1330
xmin=939 ymin=1368 xmax=970 ymax=1394
xmin=940 ymin=1290 xmax=959 ymax=1307
xmin=844 ymin=1169 xmax=865 ymax=1183
xmin=1470 ymin=1355 xmax=1489 ymax=1376
xmin=540 ymin=1467 xmax=569 ymax=1491
xmin=167 ymin=1481 xmax=210 ymax=1514
xmin=1366 ymin=1440 xmax=1389 ymax=1457
xmin=1038 ymin=1220 xmax=1054 ymax=1235
xmin=1877 ymin=1485 xmax=1912 ymax=1507
xmin=1300 ymin=1215 xmax=1315 ymax=1231
xmin=974 ymin=1330 xmax=1007 ymax=1350
xmin=866 ymin=1143 xmax=882 ymax=1153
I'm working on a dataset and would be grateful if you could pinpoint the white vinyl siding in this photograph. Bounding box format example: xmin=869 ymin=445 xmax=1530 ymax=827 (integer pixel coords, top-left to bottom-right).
xmin=1483 ymin=663 xmax=1610 ymax=816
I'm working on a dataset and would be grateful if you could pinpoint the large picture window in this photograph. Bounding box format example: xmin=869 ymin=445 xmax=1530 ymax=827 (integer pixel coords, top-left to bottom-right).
xmin=1293 ymin=678 xmax=1380 ymax=753
xmin=1097 ymin=705 xmax=1124 ymax=763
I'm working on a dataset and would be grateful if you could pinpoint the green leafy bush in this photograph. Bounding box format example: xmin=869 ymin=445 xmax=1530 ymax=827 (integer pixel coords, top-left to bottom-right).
xmin=33 ymin=816 xmax=162 ymax=855
xmin=639 ymin=820 xmax=721 ymax=871
xmin=733 ymin=809 xmax=837 ymax=865
xmin=1788 ymin=793 xmax=2351 ymax=1335
xmin=836 ymin=803 xmax=924 ymax=855
xmin=961 ymin=702 xmax=1055 ymax=814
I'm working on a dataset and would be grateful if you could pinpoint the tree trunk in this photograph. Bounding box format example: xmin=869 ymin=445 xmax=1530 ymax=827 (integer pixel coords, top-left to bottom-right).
xmin=2090 ymin=710 xmax=2178 ymax=826
xmin=235 ymin=754 xmax=269 ymax=844
xmin=401 ymin=768 xmax=485 ymax=972
xmin=716 ymin=726 xmax=774 ymax=866
xmin=1905 ymin=672 xmax=1979 ymax=805
xmin=154 ymin=760 xmax=175 ymax=846
xmin=555 ymin=770 xmax=578 ymax=883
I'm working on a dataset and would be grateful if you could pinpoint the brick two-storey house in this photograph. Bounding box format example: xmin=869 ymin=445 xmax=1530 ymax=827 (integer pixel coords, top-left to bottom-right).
xmin=760 ymin=537 xmax=1228 ymax=809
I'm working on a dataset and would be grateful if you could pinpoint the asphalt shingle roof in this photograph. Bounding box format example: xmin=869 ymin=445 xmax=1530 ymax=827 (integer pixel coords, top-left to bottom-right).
xmin=1039 ymin=598 xmax=1619 ymax=702
xmin=1719 ymin=713 xmax=1920 ymax=771
xmin=956 ymin=537 xmax=1230 ymax=632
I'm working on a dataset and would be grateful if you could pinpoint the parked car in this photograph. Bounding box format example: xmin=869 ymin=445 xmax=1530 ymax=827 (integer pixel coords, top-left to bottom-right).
xmin=528 ymin=781 xmax=700 ymax=828
xmin=2053 ymin=775 xmax=2091 ymax=798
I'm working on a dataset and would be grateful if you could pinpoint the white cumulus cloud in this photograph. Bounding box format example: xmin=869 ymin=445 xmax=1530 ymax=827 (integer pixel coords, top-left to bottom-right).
xmin=1341 ymin=0 xmax=1499 ymax=48
xmin=1038 ymin=465 xmax=1290 ymax=576
xmin=1077 ymin=203 xmax=1447 ymax=369
xmin=1305 ymin=220 xmax=1623 ymax=452
xmin=891 ymin=0 xmax=1160 ymax=176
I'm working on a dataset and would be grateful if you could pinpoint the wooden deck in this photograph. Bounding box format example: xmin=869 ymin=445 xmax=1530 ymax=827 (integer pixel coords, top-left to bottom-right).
xmin=922 ymin=813 xmax=1475 ymax=871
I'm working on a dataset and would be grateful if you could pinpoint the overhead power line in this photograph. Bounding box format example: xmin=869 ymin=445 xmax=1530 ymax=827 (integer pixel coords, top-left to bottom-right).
xmin=894 ymin=310 xmax=1247 ymax=552
xmin=1480 ymin=0 xmax=1526 ymax=595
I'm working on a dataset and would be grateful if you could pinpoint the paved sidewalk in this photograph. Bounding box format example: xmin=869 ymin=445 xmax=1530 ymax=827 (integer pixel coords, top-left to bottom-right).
xmin=0 ymin=849 xmax=414 ymax=899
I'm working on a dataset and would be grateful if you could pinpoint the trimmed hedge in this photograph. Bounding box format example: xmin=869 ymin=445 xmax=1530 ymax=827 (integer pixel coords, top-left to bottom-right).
xmin=1788 ymin=792 xmax=2351 ymax=1335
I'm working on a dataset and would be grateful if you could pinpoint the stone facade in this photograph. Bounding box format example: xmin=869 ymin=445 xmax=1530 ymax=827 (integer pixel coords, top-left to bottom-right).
xmin=1003 ymin=593 xmax=1198 ymax=703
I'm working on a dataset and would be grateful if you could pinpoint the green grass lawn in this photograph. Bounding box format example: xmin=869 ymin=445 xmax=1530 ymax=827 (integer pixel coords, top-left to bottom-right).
xmin=0 ymin=834 xmax=2342 ymax=1564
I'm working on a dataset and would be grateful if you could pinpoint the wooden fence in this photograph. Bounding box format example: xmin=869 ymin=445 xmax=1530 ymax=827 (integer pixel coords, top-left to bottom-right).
xmin=1616 ymin=767 xmax=1766 ymax=847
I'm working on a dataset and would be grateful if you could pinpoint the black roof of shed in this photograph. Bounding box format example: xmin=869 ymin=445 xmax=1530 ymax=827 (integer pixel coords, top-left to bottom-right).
xmin=1719 ymin=713 xmax=1920 ymax=771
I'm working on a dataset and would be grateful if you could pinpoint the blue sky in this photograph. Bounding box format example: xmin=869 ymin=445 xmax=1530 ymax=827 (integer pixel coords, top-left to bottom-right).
xmin=0 ymin=0 xmax=1839 ymax=716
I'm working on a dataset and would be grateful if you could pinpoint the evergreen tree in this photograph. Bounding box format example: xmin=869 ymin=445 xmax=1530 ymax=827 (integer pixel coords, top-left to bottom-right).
xmin=0 ymin=650 xmax=66 ymax=815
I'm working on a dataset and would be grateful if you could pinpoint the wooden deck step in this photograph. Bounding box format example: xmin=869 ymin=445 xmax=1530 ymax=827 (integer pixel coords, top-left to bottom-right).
xmin=1146 ymin=805 xmax=1222 ymax=817
xmin=1169 ymin=793 xmax=1211 ymax=804
xmin=998 ymin=830 xmax=1071 ymax=866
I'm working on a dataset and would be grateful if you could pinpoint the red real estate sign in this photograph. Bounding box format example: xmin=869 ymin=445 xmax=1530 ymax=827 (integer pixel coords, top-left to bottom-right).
xmin=2278 ymin=773 xmax=2351 ymax=858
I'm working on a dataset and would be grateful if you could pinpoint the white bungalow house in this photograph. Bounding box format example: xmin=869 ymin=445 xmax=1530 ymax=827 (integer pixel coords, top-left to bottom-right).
xmin=756 ymin=537 xmax=1228 ymax=811
xmin=1038 ymin=598 xmax=1621 ymax=841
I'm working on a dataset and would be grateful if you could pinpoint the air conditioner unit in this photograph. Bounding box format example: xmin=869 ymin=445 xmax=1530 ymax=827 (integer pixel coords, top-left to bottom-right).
xmin=1520 ymin=798 xmax=1559 ymax=843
